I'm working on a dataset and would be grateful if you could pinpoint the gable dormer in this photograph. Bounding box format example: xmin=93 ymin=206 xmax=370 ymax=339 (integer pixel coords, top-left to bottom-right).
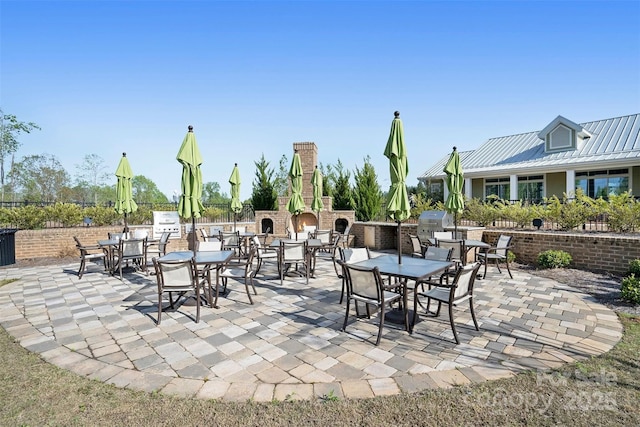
xmin=538 ymin=115 xmax=592 ymax=153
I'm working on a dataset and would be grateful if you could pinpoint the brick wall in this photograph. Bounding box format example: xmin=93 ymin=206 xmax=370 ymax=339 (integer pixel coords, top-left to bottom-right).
xmin=483 ymin=230 xmax=640 ymax=276
xmin=12 ymin=223 xmax=640 ymax=276
xmin=350 ymin=222 xmax=640 ymax=275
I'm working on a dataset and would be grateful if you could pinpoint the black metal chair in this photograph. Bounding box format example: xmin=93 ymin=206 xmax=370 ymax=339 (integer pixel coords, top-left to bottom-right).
xmin=412 ymin=262 xmax=482 ymax=344
xmin=339 ymin=260 xmax=405 ymax=346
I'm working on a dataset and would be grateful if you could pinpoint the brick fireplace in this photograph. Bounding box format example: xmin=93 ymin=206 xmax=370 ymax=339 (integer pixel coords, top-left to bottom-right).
xmin=255 ymin=142 xmax=355 ymax=236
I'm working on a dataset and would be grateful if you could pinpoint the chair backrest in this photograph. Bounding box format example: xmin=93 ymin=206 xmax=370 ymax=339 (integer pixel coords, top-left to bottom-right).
xmin=424 ymin=246 xmax=453 ymax=262
xmin=496 ymin=235 xmax=513 ymax=257
xmin=159 ymin=231 xmax=171 ymax=244
xmin=109 ymin=232 xmax=125 ymax=241
xmin=450 ymin=262 xmax=481 ymax=300
xmin=153 ymin=258 xmax=198 ymax=291
xmin=313 ymin=229 xmax=332 ymax=244
xmin=409 ymin=234 xmax=422 ymax=253
xmin=221 ymin=231 xmax=240 ymax=246
xmin=133 ymin=229 xmax=149 ymax=239
xmin=342 ymin=262 xmax=383 ymax=301
xmin=281 ymin=240 xmax=307 ymax=263
xmin=199 ymin=228 xmax=210 ymax=241
xmin=198 ymin=240 xmax=222 ymax=251
xmin=437 ymin=239 xmax=464 ymax=264
xmin=288 ymin=232 xmax=307 ymax=241
xmin=119 ymin=238 xmax=145 ymax=257
xmin=73 ymin=236 xmax=83 ymax=247
xmin=433 ymin=231 xmax=453 ymax=241
xmin=341 ymin=247 xmax=371 ymax=263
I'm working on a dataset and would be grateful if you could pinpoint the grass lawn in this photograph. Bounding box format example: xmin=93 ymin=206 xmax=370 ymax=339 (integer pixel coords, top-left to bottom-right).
xmin=1 ymin=304 xmax=638 ymax=427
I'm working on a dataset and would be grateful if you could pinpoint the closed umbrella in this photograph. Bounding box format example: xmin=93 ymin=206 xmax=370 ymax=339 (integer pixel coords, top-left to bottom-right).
xmin=311 ymin=165 xmax=324 ymax=228
xmin=444 ymin=146 xmax=464 ymax=238
xmin=285 ymin=149 xmax=305 ymax=239
xmin=114 ymin=152 xmax=138 ymax=234
xmin=383 ymin=111 xmax=411 ymax=264
xmin=229 ymin=163 xmax=242 ymax=232
xmin=176 ymin=125 xmax=204 ymax=251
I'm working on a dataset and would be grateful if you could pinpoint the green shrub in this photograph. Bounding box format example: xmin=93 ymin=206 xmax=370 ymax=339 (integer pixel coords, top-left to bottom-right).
xmin=13 ymin=206 xmax=47 ymax=229
xmin=464 ymin=198 xmax=498 ymax=226
xmin=83 ymin=206 xmax=120 ymax=226
xmin=606 ymin=192 xmax=640 ymax=233
xmin=537 ymin=249 xmax=572 ymax=269
xmin=621 ymin=275 xmax=640 ymax=305
xmin=628 ymin=259 xmax=640 ymax=277
xmin=45 ymin=203 xmax=84 ymax=227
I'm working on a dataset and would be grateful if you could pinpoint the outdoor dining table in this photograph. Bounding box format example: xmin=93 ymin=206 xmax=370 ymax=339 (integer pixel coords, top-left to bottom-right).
xmin=157 ymin=250 xmax=234 ymax=308
xmin=349 ymin=254 xmax=454 ymax=333
xmin=98 ymin=239 xmax=120 ymax=275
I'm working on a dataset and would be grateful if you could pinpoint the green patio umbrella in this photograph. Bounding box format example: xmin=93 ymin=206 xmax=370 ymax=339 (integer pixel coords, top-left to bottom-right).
xmin=229 ymin=163 xmax=242 ymax=232
xmin=444 ymin=146 xmax=464 ymax=238
xmin=114 ymin=152 xmax=138 ymax=234
xmin=176 ymin=125 xmax=204 ymax=251
xmin=311 ymin=165 xmax=324 ymax=228
xmin=383 ymin=111 xmax=411 ymax=264
xmin=285 ymin=149 xmax=305 ymax=239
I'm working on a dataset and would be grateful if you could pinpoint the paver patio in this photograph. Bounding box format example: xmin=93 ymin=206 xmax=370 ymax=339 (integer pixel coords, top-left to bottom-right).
xmin=0 ymin=254 xmax=623 ymax=401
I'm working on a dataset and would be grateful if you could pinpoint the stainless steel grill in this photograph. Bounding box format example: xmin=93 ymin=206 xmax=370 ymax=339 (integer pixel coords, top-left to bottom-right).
xmin=152 ymin=211 xmax=181 ymax=240
xmin=417 ymin=211 xmax=452 ymax=242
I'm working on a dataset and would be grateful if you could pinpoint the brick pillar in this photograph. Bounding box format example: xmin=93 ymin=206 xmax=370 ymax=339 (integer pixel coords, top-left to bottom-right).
xmin=293 ymin=142 xmax=317 ymax=200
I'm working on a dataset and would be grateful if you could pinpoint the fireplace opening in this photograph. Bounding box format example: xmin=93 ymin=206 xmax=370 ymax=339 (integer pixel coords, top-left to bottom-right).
xmin=261 ymin=218 xmax=273 ymax=234
xmin=334 ymin=218 xmax=349 ymax=233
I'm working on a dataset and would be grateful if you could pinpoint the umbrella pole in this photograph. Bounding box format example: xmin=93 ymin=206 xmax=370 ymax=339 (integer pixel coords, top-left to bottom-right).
xmin=295 ymin=215 xmax=298 ymax=240
xmin=192 ymin=218 xmax=196 ymax=253
xmin=397 ymin=221 xmax=402 ymax=265
xmin=123 ymin=213 xmax=129 ymax=234
xmin=454 ymin=212 xmax=458 ymax=239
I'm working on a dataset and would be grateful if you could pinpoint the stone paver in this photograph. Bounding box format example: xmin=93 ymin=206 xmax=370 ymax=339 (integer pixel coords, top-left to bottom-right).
xmin=0 ymin=256 xmax=623 ymax=401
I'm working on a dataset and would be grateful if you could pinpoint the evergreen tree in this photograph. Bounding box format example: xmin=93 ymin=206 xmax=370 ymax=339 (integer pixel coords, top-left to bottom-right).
xmin=273 ymin=154 xmax=289 ymax=197
xmin=332 ymin=160 xmax=353 ymax=210
xmin=251 ymin=154 xmax=277 ymax=210
xmin=319 ymin=162 xmax=335 ymax=197
xmin=353 ymin=156 xmax=382 ymax=221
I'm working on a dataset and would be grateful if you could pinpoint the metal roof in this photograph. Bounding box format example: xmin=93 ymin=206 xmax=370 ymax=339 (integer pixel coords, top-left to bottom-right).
xmin=419 ymin=113 xmax=640 ymax=180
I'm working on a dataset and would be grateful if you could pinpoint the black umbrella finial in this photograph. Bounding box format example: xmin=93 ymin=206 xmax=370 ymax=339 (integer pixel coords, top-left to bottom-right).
xmin=453 ymin=146 xmax=457 ymax=151
xmin=235 ymin=162 xmax=238 ymax=166
xmin=122 ymin=152 xmax=126 ymax=157
xmin=394 ymin=111 xmax=400 ymax=118
xmin=188 ymin=125 xmax=193 ymax=132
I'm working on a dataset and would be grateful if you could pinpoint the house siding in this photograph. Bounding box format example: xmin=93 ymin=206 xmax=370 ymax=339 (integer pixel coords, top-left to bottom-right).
xmin=546 ymin=172 xmax=566 ymax=198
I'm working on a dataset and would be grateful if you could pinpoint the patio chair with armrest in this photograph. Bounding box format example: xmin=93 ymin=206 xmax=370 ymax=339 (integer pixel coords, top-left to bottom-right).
xmin=115 ymin=237 xmax=147 ymax=279
xmin=412 ymin=262 xmax=482 ymax=344
xmin=73 ymin=236 xmax=106 ymax=279
xmin=152 ymin=257 xmax=202 ymax=325
xmin=146 ymin=232 xmax=171 ymax=266
xmin=476 ymin=234 xmax=514 ymax=279
xmin=279 ymin=240 xmax=310 ymax=285
xmin=220 ymin=246 xmax=258 ymax=304
xmin=338 ymin=247 xmax=371 ymax=304
xmin=408 ymin=234 xmax=424 ymax=258
xmin=338 ymin=260 xmax=406 ymax=346
xmin=251 ymin=235 xmax=279 ymax=275
xmin=221 ymin=231 xmax=241 ymax=256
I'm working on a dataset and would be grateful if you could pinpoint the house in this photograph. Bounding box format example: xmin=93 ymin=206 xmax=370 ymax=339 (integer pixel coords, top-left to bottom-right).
xmin=418 ymin=113 xmax=640 ymax=202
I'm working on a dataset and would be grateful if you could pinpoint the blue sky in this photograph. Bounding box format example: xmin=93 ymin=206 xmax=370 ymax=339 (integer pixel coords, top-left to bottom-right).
xmin=2 ymin=0 xmax=639 ymax=201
